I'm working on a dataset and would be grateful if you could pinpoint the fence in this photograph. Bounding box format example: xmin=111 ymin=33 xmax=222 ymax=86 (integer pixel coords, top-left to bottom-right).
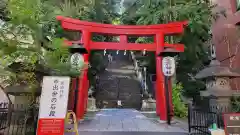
xmin=0 ymin=102 xmax=38 ymax=135
xmin=188 ymin=102 xmax=231 ymax=135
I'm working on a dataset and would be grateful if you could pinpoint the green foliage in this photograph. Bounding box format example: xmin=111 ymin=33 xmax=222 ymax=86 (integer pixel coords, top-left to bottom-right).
xmin=43 ymin=38 xmax=82 ymax=77
xmin=88 ymin=51 xmax=107 ymax=86
xmin=0 ymin=0 xmax=118 ymax=94
xmin=172 ymin=83 xmax=187 ymax=118
xmin=0 ymin=0 xmax=8 ymax=21
xmin=231 ymin=96 xmax=240 ymax=112
xmin=122 ymin=0 xmax=212 ymax=97
xmin=0 ymin=0 xmax=84 ymax=91
xmin=90 ymin=52 xmax=106 ymax=72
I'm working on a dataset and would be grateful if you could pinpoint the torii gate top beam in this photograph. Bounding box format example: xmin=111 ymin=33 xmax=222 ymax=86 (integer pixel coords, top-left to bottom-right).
xmin=56 ymin=16 xmax=187 ymax=52
xmin=57 ymin=16 xmax=187 ymax=35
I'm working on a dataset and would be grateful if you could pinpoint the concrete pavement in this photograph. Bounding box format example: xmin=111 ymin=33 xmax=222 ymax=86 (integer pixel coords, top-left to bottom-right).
xmin=65 ymin=109 xmax=188 ymax=135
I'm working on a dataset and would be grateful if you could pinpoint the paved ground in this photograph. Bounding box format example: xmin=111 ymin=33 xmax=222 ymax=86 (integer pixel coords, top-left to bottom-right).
xmin=65 ymin=109 xmax=188 ymax=135
xmin=69 ymin=131 xmax=187 ymax=135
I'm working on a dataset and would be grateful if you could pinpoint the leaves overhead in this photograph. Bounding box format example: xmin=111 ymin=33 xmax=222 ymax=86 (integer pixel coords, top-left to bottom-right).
xmin=122 ymin=0 xmax=214 ymax=97
xmin=0 ymin=0 xmax=118 ymax=93
xmin=0 ymin=0 xmax=216 ymax=99
xmin=0 ymin=0 xmax=86 ymax=90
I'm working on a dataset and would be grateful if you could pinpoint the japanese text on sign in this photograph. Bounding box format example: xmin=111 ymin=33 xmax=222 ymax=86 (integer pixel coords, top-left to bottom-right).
xmin=49 ymin=80 xmax=58 ymax=117
xmin=38 ymin=76 xmax=70 ymax=118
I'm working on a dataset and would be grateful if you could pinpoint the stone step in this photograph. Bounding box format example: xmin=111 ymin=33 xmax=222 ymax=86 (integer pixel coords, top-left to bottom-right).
xmin=87 ymin=98 xmax=157 ymax=112
xmin=141 ymin=99 xmax=156 ymax=111
xmin=94 ymin=54 xmax=143 ymax=110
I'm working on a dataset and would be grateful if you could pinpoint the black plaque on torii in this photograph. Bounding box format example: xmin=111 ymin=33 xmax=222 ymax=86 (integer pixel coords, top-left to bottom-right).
xmin=224 ymin=113 xmax=240 ymax=135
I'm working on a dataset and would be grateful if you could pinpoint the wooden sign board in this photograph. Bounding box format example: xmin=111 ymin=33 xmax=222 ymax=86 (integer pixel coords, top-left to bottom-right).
xmin=37 ymin=76 xmax=71 ymax=135
xmin=224 ymin=113 xmax=240 ymax=135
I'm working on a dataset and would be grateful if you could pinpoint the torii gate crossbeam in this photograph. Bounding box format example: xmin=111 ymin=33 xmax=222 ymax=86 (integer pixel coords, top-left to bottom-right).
xmin=57 ymin=16 xmax=187 ymax=121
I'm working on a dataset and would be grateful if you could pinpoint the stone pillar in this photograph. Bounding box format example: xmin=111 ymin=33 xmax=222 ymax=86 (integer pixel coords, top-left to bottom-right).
xmin=87 ymin=98 xmax=96 ymax=111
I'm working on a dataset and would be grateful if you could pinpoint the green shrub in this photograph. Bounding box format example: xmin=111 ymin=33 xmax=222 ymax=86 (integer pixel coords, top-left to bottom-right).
xmin=172 ymin=83 xmax=188 ymax=118
xmin=231 ymin=96 xmax=240 ymax=112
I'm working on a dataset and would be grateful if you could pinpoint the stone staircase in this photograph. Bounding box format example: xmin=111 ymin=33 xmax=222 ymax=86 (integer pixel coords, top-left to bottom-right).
xmin=94 ymin=52 xmax=142 ymax=110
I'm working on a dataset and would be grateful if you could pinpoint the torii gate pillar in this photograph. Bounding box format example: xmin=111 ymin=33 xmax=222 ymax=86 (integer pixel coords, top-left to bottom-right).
xmin=57 ymin=16 xmax=187 ymax=121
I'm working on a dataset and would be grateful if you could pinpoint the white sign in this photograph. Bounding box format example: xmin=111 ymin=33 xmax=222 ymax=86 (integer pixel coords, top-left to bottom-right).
xmin=70 ymin=53 xmax=84 ymax=68
xmin=38 ymin=76 xmax=71 ymax=118
xmin=162 ymin=56 xmax=176 ymax=77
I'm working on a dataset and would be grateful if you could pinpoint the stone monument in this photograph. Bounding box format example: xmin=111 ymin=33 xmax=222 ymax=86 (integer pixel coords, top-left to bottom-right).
xmin=195 ymin=59 xmax=240 ymax=111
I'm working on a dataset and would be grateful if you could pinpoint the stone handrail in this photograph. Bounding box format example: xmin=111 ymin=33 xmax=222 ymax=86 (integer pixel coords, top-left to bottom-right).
xmin=130 ymin=51 xmax=149 ymax=96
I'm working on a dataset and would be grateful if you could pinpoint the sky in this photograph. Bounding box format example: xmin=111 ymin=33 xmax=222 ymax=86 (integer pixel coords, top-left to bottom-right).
xmin=116 ymin=0 xmax=137 ymax=14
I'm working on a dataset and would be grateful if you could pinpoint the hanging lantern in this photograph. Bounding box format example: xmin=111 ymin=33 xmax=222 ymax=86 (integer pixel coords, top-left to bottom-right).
xmin=69 ymin=43 xmax=88 ymax=69
xmin=70 ymin=53 xmax=84 ymax=69
xmin=124 ymin=50 xmax=127 ymax=55
xmin=116 ymin=50 xmax=119 ymax=55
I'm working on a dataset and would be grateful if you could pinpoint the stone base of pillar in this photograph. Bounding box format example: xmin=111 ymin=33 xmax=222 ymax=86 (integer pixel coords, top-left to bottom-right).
xmin=200 ymin=90 xmax=233 ymax=112
xmin=141 ymin=98 xmax=156 ymax=111
xmin=87 ymin=98 xmax=97 ymax=111
xmin=209 ymin=97 xmax=231 ymax=112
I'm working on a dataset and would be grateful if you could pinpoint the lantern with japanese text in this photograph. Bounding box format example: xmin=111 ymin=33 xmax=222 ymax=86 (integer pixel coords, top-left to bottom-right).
xmin=69 ymin=43 xmax=87 ymax=68
xmin=158 ymin=47 xmax=180 ymax=125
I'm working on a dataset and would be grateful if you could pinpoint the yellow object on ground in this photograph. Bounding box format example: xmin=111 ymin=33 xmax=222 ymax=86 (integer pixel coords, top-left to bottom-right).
xmin=65 ymin=110 xmax=79 ymax=135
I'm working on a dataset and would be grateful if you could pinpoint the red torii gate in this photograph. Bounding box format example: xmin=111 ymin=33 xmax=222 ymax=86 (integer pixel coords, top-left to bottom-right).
xmin=56 ymin=16 xmax=187 ymax=121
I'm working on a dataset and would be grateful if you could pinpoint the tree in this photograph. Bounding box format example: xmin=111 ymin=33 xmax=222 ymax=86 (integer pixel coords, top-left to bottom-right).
xmin=40 ymin=0 xmax=118 ymax=91
xmin=0 ymin=0 xmax=85 ymax=100
xmin=122 ymin=0 xmax=213 ymax=97
xmin=0 ymin=0 xmax=118 ymax=98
